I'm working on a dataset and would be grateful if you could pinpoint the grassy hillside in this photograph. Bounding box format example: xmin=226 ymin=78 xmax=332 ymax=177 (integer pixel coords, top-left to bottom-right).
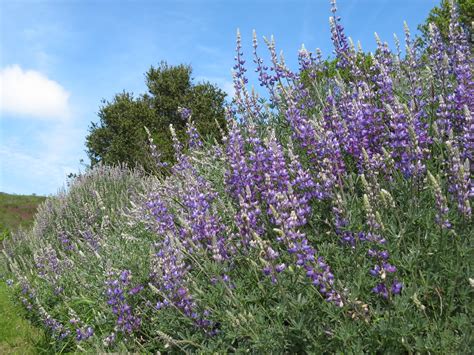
xmin=0 ymin=192 xmax=46 ymax=241
xmin=0 ymin=192 xmax=46 ymax=353
xmin=0 ymin=283 xmax=44 ymax=354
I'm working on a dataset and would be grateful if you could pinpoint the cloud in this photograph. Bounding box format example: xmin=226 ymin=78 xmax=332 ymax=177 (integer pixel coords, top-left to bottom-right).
xmin=0 ymin=65 xmax=71 ymax=120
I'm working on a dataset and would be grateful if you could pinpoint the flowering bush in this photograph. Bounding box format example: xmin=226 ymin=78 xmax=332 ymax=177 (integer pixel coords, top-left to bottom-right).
xmin=1 ymin=1 xmax=472 ymax=352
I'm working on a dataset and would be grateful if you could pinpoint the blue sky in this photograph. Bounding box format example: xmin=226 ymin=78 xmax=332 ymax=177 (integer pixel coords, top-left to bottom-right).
xmin=0 ymin=0 xmax=438 ymax=196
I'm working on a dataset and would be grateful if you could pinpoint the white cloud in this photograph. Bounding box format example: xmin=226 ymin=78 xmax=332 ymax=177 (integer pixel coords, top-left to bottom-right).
xmin=0 ymin=65 xmax=71 ymax=120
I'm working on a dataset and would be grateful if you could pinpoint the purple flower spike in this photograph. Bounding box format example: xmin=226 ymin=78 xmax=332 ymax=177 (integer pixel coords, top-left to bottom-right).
xmin=372 ymin=283 xmax=389 ymax=299
xmin=370 ymin=265 xmax=381 ymax=277
xmin=391 ymin=280 xmax=403 ymax=295
xmin=383 ymin=263 xmax=397 ymax=273
xmin=275 ymin=263 xmax=286 ymax=273
xmin=379 ymin=251 xmax=389 ymax=260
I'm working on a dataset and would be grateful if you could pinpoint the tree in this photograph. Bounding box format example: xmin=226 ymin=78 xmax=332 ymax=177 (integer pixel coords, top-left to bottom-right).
xmin=86 ymin=62 xmax=227 ymax=171
xmin=418 ymin=0 xmax=473 ymax=46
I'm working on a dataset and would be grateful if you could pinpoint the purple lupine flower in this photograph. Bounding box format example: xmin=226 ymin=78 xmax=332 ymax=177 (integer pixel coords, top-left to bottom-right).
xmin=225 ymin=119 xmax=264 ymax=245
xmin=386 ymin=101 xmax=427 ymax=178
xmin=367 ymin=243 xmax=400 ymax=299
xmin=391 ymin=279 xmax=403 ymax=295
xmin=373 ymin=33 xmax=395 ymax=100
xmin=76 ymin=326 xmax=94 ymax=342
xmin=58 ymin=231 xmax=75 ymax=251
xmin=178 ymin=168 xmax=228 ymax=261
xmin=128 ymin=285 xmax=144 ymax=295
xmin=427 ymin=171 xmax=451 ymax=229
xmin=372 ymin=283 xmax=389 ymax=299
xmin=340 ymin=231 xmax=356 ymax=247
xmin=169 ymin=124 xmax=185 ymax=168
xmin=86 ymin=327 xmax=94 ymax=337
xmin=403 ymin=23 xmax=424 ymax=110
xmin=446 ymin=139 xmax=472 ymax=217
xmin=334 ymin=83 xmax=387 ymax=172
xmin=461 ymin=105 xmax=473 ymax=161
xmin=81 ymin=230 xmax=100 ymax=250
xmin=275 ymin=263 xmax=286 ymax=273
xmin=287 ymin=139 xmax=318 ymax=200
xmin=369 ymin=265 xmax=381 ymax=277
xmin=256 ymin=133 xmax=342 ymax=304
xmin=178 ymin=107 xmax=204 ymax=150
xmin=329 ymin=0 xmax=351 ymax=69
xmin=367 ymin=249 xmax=378 ymax=258
xmin=178 ymin=107 xmax=192 ymax=121
xmin=105 ymin=270 xmax=141 ymax=335
xmin=233 ymin=29 xmax=265 ymax=119
xmin=252 ymin=30 xmax=276 ymax=98
xmin=285 ymin=94 xmax=345 ymax=198
xmin=436 ymin=97 xmax=454 ymax=140
xmin=383 ymin=263 xmax=397 ymax=273
xmin=34 ymin=246 xmax=68 ymax=294
xmin=103 ymin=332 xmax=116 ymax=347
xmin=298 ymin=45 xmax=323 ymax=83
xmin=427 ymin=24 xmax=450 ymax=100
xmin=145 ymin=126 xmax=168 ymax=169
xmin=264 ymin=33 xmax=297 ymax=89
xmin=226 ymin=117 xmax=341 ymax=298
xmin=148 ymin=193 xmax=215 ymax=331
xmin=38 ymin=307 xmax=70 ymax=340
xmin=185 ymin=119 xmax=203 ymax=149
xmin=448 ymin=5 xmax=474 ymax=119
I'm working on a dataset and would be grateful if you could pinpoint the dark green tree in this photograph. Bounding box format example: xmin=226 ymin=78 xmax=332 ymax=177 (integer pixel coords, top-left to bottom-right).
xmin=86 ymin=62 xmax=227 ymax=171
xmin=418 ymin=0 xmax=473 ymax=46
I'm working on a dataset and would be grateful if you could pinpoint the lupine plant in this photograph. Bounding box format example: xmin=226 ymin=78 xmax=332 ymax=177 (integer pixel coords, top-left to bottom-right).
xmin=1 ymin=1 xmax=472 ymax=352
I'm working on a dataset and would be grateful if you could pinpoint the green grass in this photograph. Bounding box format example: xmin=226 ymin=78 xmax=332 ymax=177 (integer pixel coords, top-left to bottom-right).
xmin=0 ymin=192 xmax=46 ymax=353
xmin=0 ymin=283 xmax=44 ymax=354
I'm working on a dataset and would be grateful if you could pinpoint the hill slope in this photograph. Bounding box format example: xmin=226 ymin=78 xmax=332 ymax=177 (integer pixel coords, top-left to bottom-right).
xmin=0 ymin=192 xmax=46 ymax=240
xmin=0 ymin=192 xmax=46 ymax=352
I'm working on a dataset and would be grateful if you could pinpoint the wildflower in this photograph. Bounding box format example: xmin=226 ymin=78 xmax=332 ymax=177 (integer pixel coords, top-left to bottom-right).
xmin=105 ymin=270 xmax=141 ymax=335
xmin=391 ymin=280 xmax=403 ymax=295
xmin=372 ymin=283 xmax=389 ymax=299
xmin=427 ymin=171 xmax=451 ymax=229
xmin=275 ymin=263 xmax=286 ymax=273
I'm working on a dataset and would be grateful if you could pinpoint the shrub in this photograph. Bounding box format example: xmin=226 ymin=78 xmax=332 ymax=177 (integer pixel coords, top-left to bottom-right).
xmin=86 ymin=62 xmax=227 ymax=171
xmin=2 ymin=1 xmax=473 ymax=352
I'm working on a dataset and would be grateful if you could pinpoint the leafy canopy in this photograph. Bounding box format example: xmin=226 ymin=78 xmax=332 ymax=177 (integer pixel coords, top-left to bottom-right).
xmin=86 ymin=62 xmax=226 ymax=171
xmin=418 ymin=0 xmax=473 ymax=45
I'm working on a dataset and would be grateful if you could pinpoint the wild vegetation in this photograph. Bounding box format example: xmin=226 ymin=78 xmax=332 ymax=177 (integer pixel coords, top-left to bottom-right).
xmin=86 ymin=62 xmax=227 ymax=171
xmin=417 ymin=0 xmax=473 ymax=45
xmin=0 ymin=193 xmax=45 ymax=353
xmin=0 ymin=193 xmax=46 ymax=243
xmin=1 ymin=0 xmax=473 ymax=352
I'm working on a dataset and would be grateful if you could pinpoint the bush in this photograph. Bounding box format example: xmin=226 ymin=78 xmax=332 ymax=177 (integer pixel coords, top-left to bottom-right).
xmin=86 ymin=62 xmax=227 ymax=171
xmin=2 ymin=1 xmax=473 ymax=352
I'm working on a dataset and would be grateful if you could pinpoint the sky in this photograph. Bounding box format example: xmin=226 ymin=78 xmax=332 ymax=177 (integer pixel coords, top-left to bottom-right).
xmin=0 ymin=0 xmax=438 ymax=196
